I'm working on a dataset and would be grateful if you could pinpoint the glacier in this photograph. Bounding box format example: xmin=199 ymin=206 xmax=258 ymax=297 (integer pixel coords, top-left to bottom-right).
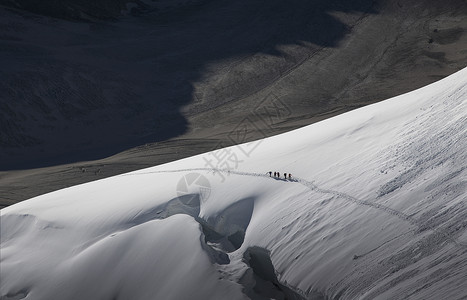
xmin=1 ymin=67 xmax=466 ymax=299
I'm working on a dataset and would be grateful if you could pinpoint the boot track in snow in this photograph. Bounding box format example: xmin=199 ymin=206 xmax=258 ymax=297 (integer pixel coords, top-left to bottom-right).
xmin=123 ymin=168 xmax=467 ymax=249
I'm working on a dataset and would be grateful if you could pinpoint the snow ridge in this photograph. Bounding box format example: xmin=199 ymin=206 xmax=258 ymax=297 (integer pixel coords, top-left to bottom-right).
xmin=1 ymin=67 xmax=466 ymax=299
xmin=125 ymin=167 xmax=467 ymax=249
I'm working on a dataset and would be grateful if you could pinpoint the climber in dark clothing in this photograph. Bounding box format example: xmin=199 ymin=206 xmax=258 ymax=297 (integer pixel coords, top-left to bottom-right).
xmin=268 ymin=171 xmax=272 ymax=177
xmin=284 ymin=173 xmax=287 ymax=179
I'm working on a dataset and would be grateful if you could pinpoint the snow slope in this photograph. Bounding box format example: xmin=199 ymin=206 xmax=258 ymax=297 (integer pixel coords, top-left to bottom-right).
xmin=1 ymin=68 xmax=466 ymax=299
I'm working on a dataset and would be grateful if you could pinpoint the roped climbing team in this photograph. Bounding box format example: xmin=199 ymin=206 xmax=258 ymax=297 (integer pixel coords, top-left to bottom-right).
xmin=268 ymin=171 xmax=292 ymax=179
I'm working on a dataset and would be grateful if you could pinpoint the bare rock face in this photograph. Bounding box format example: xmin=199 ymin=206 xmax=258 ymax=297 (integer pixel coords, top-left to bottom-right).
xmin=0 ymin=0 xmax=466 ymax=206
xmin=0 ymin=0 xmax=130 ymax=20
xmin=0 ymin=0 xmax=211 ymax=20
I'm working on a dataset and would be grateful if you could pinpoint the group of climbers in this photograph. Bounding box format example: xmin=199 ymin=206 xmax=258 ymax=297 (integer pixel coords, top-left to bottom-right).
xmin=268 ymin=171 xmax=292 ymax=180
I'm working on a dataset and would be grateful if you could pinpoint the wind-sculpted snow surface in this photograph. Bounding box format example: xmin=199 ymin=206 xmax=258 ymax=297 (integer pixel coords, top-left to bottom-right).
xmin=1 ymin=68 xmax=466 ymax=299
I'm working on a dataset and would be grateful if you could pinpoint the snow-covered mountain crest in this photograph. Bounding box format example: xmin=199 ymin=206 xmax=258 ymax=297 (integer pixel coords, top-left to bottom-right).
xmin=1 ymin=68 xmax=466 ymax=299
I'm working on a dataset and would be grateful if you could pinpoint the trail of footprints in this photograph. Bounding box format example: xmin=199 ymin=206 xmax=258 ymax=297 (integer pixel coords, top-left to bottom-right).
xmin=126 ymin=168 xmax=467 ymax=248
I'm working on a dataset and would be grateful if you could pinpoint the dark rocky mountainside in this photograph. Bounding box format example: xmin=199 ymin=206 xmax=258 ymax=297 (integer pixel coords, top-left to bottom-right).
xmin=1 ymin=0 xmax=129 ymax=19
xmin=0 ymin=0 xmax=210 ymax=20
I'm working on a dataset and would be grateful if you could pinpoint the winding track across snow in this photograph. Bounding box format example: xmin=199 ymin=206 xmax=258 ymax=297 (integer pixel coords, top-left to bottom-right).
xmin=123 ymin=168 xmax=467 ymax=248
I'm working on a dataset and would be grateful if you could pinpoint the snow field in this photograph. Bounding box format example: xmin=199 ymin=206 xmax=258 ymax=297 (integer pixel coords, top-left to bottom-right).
xmin=1 ymin=67 xmax=466 ymax=299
